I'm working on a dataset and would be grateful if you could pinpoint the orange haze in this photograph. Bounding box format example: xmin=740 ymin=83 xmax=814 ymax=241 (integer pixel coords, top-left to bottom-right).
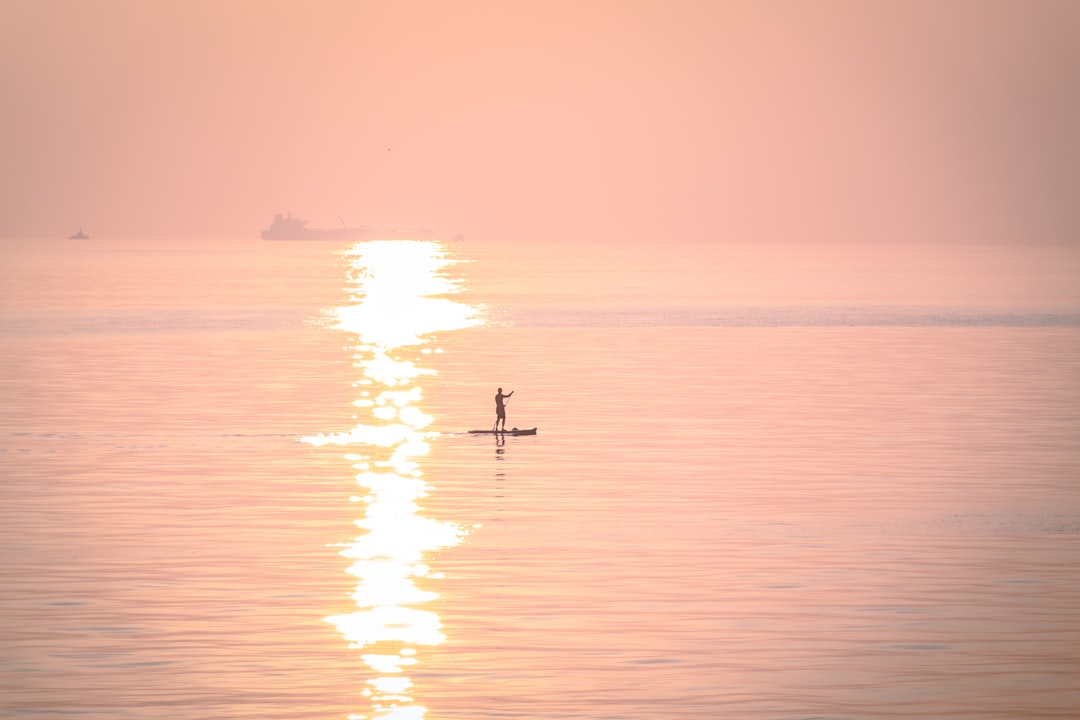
xmin=2 ymin=0 xmax=1078 ymax=244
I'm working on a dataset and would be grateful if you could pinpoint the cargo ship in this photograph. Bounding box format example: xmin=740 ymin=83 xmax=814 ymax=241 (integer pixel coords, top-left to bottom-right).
xmin=261 ymin=213 xmax=431 ymax=241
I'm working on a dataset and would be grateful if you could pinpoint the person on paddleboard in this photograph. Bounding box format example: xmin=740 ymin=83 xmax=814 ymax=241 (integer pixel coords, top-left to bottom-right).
xmin=495 ymin=388 xmax=514 ymax=431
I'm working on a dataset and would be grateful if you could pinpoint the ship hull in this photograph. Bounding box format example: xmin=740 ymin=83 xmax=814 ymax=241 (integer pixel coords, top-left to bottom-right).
xmin=261 ymin=213 xmax=432 ymax=241
xmin=261 ymin=227 xmax=377 ymax=241
xmin=261 ymin=226 xmax=433 ymax=241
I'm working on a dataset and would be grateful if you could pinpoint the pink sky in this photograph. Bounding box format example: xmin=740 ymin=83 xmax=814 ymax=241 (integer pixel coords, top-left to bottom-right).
xmin=2 ymin=0 xmax=1078 ymax=243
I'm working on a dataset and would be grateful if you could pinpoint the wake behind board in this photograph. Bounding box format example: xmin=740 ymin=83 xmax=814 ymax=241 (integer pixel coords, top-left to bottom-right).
xmin=468 ymin=427 xmax=537 ymax=436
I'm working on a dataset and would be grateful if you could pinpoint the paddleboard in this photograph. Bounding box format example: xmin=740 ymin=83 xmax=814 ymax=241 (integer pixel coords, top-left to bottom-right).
xmin=467 ymin=427 xmax=537 ymax=436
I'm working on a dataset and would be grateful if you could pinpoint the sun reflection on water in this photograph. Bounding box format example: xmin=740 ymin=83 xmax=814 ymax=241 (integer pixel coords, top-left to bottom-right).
xmin=302 ymin=240 xmax=482 ymax=719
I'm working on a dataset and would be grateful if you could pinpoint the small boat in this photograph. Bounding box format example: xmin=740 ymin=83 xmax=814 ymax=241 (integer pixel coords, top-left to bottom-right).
xmin=69 ymin=228 xmax=89 ymax=240
xmin=467 ymin=427 xmax=537 ymax=436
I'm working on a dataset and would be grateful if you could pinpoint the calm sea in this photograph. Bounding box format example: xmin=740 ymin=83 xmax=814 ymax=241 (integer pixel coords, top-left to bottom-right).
xmin=2 ymin=237 xmax=1079 ymax=719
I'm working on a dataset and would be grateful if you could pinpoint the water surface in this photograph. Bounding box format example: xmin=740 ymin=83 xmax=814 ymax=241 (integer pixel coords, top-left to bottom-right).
xmin=2 ymin=238 xmax=1078 ymax=719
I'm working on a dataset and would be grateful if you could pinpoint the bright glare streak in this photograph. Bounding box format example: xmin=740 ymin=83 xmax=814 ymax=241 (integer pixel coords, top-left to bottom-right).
xmin=302 ymin=423 xmax=428 ymax=448
xmin=370 ymin=677 xmax=413 ymax=695
xmin=303 ymin=240 xmax=481 ymax=720
xmin=327 ymin=605 xmax=446 ymax=648
xmin=332 ymin=240 xmax=483 ymax=347
xmin=359 ymin=653 xmax=419 ymax=673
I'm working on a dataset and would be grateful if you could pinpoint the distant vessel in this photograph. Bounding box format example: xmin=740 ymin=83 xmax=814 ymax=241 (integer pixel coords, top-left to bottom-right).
xmin=68 ymin=228 xmax=89 ymax=240
xmin=261 ymin=213 xmax=432 ymax=241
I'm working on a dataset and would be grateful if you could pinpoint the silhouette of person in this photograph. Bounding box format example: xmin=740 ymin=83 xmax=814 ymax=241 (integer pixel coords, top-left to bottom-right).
xmin=495 ymin=388 xmax=514 ymax=431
